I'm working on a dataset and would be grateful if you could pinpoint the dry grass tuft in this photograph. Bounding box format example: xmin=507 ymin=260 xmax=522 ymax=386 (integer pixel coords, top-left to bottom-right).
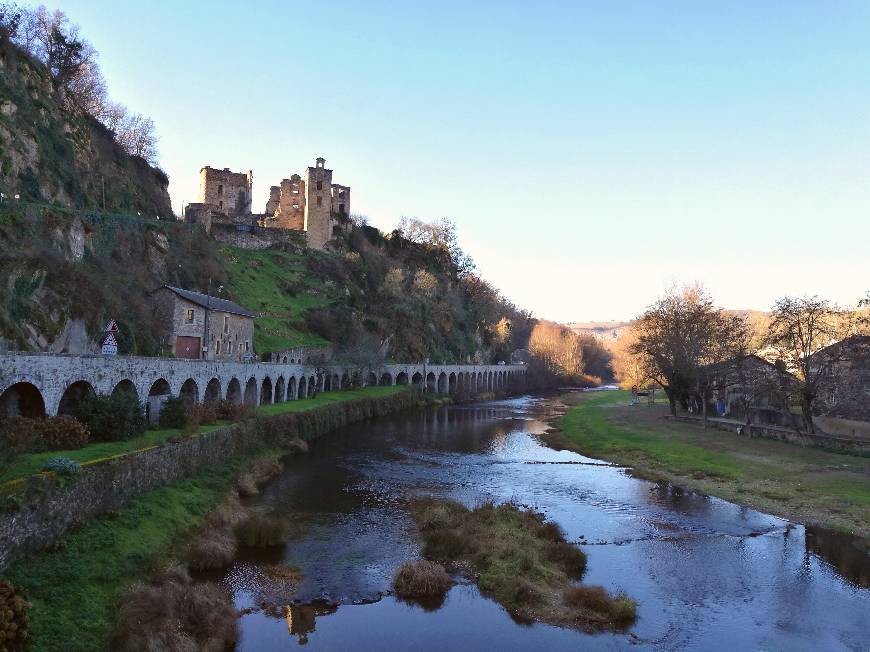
xmin=287 ymin=437 xmax=310 ymax=454
xmin=112 ymin=566 xmax=237 ymax=652
xmin=392 ymin=561 xmax=453 ymax=599
xmin=408 ymin=498 xmax=636 ymax=632
xmin=234 ymin=509 xmax=289 ymax=547
xmin=186 ymin=527 xmax=238 ymax=571
xmin=235 ymin=473 xmax=259 ymax=498
xmin=249 ymin=458 xmax=283 ymax=485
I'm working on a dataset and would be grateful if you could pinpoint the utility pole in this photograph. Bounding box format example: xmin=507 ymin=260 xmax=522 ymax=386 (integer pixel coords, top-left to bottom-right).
xmin=203 ymin=277 xmax=211 ymax=361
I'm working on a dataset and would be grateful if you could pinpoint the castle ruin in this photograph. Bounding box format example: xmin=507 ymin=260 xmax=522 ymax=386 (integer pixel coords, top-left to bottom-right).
xmin=184 ymin=158 xmax=350 ymax=251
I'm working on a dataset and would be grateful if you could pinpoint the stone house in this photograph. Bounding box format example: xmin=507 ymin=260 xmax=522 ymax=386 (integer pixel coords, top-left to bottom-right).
xmin=152 ymin=285 xmax=255 ymax=361
xmin=183 ymin=166 xmax=254 ymax=230
xmin=812 ymin=335 xmax=870 ymax=422
xmin=701 ymin=354 xmax=797 ymax=426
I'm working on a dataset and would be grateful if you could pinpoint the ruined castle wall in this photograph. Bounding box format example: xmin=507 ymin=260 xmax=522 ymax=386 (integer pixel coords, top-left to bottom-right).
xmin=331 ymin=184 xmax=351 ymax=217
xmin=199 ymin=167 xmax=253 ymax=217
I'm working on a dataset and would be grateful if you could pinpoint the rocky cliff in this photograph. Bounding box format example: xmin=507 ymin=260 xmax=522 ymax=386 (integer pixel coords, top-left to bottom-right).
xmin=0 ymin=43 xmax=171 ymax=217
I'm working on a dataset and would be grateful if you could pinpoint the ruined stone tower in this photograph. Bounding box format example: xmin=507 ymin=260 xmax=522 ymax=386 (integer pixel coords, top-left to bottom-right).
xmin=198 ymin=166 xmax=253 ymax=217
xmin=262 ymin=157 xmax=351 ymax=250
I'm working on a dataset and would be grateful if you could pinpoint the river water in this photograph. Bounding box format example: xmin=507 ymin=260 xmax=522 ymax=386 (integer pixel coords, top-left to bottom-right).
xmin=218 ymin=394 xmax=869 ymax=651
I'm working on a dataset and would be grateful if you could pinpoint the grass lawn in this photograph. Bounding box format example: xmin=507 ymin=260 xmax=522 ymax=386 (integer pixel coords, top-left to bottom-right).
xmin=551 ymin=390 xmax=870 ymax=540
xmin=222 ymin=246 xmax=330 ymax=350
xmin=3 ymin=385 xmax=414 ymax=651
xmin=5 ymin=454 xmax=265 ymax=652
xmin=1 ymin=386 xmax=411 ymax=487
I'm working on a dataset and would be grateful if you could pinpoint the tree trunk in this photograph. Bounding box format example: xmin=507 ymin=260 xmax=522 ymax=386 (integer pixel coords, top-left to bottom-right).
xmin=702 ymin=389 xmax=708 ymax=429
xmin=802 ymin=400 xmax=815 ymax=434
xmin=666 ymin=390 xmax=677 ymax=417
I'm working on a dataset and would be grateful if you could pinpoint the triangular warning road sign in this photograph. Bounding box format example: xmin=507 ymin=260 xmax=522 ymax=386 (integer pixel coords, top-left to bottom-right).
xmin=104 ymin=320 xmax=119 ymax=333
xmin=100 ymin=332 xmax=118 ymax=347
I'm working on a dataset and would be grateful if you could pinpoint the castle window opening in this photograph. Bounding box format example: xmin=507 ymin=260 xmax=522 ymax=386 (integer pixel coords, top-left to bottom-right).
xmin=338 ymin=203 xmax=345 ymax=214
xmin=317 ymin=196 xmax=322 ymax=207
xmin=223 ymin=315 xmax=228 ymax=333
xmin=316 ymin=181 xmax=322 ymax=190
xmin=217 ymin=184 xmax=223 ymax=196
xmin=185 ymin=309 xmax=195 ymax=323
xmin=245 ymin=341 xmax=250 ymax=352
xmin=219 ymin=200 xmax=223 ymax=209
xmin=216 ymin=341 xmax=221 ymax=354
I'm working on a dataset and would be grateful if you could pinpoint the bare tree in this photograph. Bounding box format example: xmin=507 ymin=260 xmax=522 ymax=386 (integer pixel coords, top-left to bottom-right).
xmin=765 ymin=296 xmax=851 ymax=433
xmin=0 ymin=2 xmax=22 ymax=44
xmin=115 ymin=112 xmax=158 ymax=164
xmin=631 ymin=285 xmax=748 ymax=417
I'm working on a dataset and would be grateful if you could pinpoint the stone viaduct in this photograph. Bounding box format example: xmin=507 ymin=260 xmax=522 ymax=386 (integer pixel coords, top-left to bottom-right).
xmin=0 ymin=353 xmax=526 ymax=421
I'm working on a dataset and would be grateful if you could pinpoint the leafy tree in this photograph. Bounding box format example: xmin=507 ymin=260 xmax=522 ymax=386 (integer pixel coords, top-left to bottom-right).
xmin=158 ymin=396 xmax=188 ymax=429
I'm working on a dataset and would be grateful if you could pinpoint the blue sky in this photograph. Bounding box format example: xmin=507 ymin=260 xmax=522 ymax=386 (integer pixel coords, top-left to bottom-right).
xmin=54 ymin=1 xmax=870 ymax=322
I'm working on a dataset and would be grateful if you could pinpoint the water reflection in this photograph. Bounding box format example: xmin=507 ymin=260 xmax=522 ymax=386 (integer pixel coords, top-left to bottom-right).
xmin=224 ymin=394 xmax=869 ymax=651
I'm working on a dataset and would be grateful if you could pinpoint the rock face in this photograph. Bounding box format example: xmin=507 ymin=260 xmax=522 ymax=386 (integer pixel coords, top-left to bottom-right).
xmin=0 ymin=44 xmax=172 ymax=217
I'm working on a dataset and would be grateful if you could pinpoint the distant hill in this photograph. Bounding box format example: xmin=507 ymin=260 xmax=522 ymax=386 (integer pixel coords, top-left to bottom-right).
xmin=566 ymin=321 xmax=631 ymax=344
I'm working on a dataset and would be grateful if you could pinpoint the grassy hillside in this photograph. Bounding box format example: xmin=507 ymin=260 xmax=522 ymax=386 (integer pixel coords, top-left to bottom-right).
xmin=0 ymin=203 xmax=528 ymax=363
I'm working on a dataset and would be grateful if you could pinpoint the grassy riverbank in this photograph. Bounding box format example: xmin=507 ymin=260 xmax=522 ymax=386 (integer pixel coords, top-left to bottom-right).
xmin=0 ymin=387 xmax=408 ymax=486
xmin=549 ymin=391 xmax=870 ymax=540
xmin=2 ymin=386 xmax=413 ymax=652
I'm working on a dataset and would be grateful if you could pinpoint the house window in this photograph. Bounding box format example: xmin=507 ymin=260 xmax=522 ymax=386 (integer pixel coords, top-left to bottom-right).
xmin=245 ymin=341 xmax=250 ymax=352
xmin=223 ymin=315 xmax=228 ymax=333
xmin=216 ymin=341 xmax=221 ymax=354
xmin=316 ymin=181 xmax=322 ymax=190
xmin=317 ymin=196 xmax=322 ymax=207
xmin=293 ymin=204 xmax=299 ymax=209
xmin=185 ymin=309 xmax=194 ymax=323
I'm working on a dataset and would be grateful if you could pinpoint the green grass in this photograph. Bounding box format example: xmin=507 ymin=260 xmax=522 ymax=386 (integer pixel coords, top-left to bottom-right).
xmin=222 ymin=246 xmax=330 ymax=350
xmin=0 ymin=424 xmax=226 ymax=485
xmin=3 ymin=385 xmax=413 ymax=651
xmin=5 ymin=456 xmax=259 ymax=652
xmin=1 ymin=387 xmax=409 ymax=486
xmin=554 ymin=390 xmax=870 ymax=540
xmin=258 ymin=385 xmax=408 ymax=415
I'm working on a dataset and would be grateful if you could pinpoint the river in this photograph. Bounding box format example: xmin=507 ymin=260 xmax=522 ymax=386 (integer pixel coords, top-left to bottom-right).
xmin=213 ymin=394 xmax=869 ymax=651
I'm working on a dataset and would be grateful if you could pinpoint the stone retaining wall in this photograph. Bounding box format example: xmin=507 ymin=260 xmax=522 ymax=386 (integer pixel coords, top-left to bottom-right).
xmin=0 ymin=390 xmax=419 ymax=571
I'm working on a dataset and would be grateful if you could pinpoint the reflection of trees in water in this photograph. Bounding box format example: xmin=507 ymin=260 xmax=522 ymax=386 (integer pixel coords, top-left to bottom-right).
xmin=285 ymin=601 xmax=338 ymax=645
xmin=805 ymin=526 xmax=870 ymax=588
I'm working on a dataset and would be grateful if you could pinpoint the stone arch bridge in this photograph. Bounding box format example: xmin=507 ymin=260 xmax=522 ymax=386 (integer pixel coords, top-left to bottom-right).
xmin=0 ymin=353 xmax=526 ymax=420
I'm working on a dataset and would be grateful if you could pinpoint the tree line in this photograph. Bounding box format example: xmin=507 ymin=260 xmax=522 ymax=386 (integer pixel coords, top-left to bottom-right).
xmin=612 ymin=285 xmax=869 ymax=433
xmin=0 ymin=2 xmax=159 ymax=164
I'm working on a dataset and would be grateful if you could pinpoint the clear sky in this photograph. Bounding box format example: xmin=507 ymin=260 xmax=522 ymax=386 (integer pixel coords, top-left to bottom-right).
xmin=54 ymin=0 xmax=870 ymax=323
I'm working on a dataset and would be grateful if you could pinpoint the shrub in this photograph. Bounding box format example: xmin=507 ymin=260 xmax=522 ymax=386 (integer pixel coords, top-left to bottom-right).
xmin=234 ymin=509 xmax=289 ymax=547
xmin=235 ymin=473 xmax=258 ymax=498
xmin=214 ymin=400 xmax=254 ymax=422
xmin=158 ymin=396 xmax=187 ymax=429
xmin=562 ymin=585 xmax=637 ymax=626
xmin=78 ymin=393 xmax=145 ymax=442
xmin=42 ymin=456 xmax=81 ymax=476
xmin=249 ymin=458 xmax=283 ymax=485
xmin=543 ymin=541 xmax=587 ymax=580
xmin=1 ymin=415 xmax=89 ymax=452
xmin=0 ymin=581 xmax=30 ymax=651
xmin=392 ymin=561 xmax=452 ymax=598
xmin=287 ymin=437 xmax=309 ymax=454
xmin=186 ymin=528 xmax=237 ymax=571
xmin=188 ymin=402 xmax=217 ymax=427
xmin=609 ymin=592 xmax=638 ymax=626
xmin=112 ymin=566 xmax=237 ymax=652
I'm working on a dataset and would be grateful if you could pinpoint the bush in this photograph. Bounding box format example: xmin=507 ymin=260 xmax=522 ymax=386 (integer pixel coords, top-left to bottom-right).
xmin=186 ymin=528 xmax=237 ymax=571
xmin=214 ymin=400 xmax=253 ymax=422
xmin=235 ymin=473 xmax=258 ymax=498
xmin=188 ymin=402 xmax=217 ymax=427
xmin=112 ymin=566 xmax=237 ymax=652
xmin=234 ymin=509 xmax=289 ymax=547
xmin=392 ymin=561 xmax=452 ymax=598
xmin=158 ymin=396 xmax=187 ymax=429
xmin=1 ymin=416 xmax=89 ymax=452
xmin=287 ymin=437 xmax=309 ymax=455
xmin=42 ymin=456 xmax=81 ymax=475
xmin=543 ymin=541 xmax=587 ymax=580
xmin=0 ymin=581 xmax=30 ymax=651
xmin=78 ymin=393 xmax=145 ymax=442
xmin=562 ymin=585 xmax=637 ymax=626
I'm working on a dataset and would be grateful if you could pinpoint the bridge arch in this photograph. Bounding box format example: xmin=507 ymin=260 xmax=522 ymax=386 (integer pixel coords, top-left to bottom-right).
xmin=275 ymin=376 xmax=286 ymax=403
xmin=396 ymin=371 xmax=409 ymax=385
xmin=411 ymin=372 xmax=423 ymax=388
xmin=0 ymin=382 xmax=46 ymax=418
xmin=58 ymin=380 xmax=96 ymax=418
xmin=111 ymin=379 xmax=138 ymax=403
xmin=244 ymin=377 xmax=258 ymax=406
xmin=437 ymin=372 xmax=447 ymax=394
xmin=204 ymin=378 xmax=221 ymax=405
xmin=448 ymin=372 xmax=457 ymax=394
xmin=298 ymin=376 xmax=308 ymax=399
xmin=226 ymin=378 xmax=242 ymax=405
xmin=287 ymin=376 xmax=297 ymax=400
xmin=260 ymin=377 xmax=273 ymax=405
xmin=309 ymin=376 xmax=316 ymax=397
xmin=367 ymin=371 xmax=378 ymax=387
xmin=179 ymin=378 xmax=199 ymax=406
xmin=426 ymin=372 xmax=437 ymax=392
xmin=380 ymin=372 xmax=393 ymax=386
